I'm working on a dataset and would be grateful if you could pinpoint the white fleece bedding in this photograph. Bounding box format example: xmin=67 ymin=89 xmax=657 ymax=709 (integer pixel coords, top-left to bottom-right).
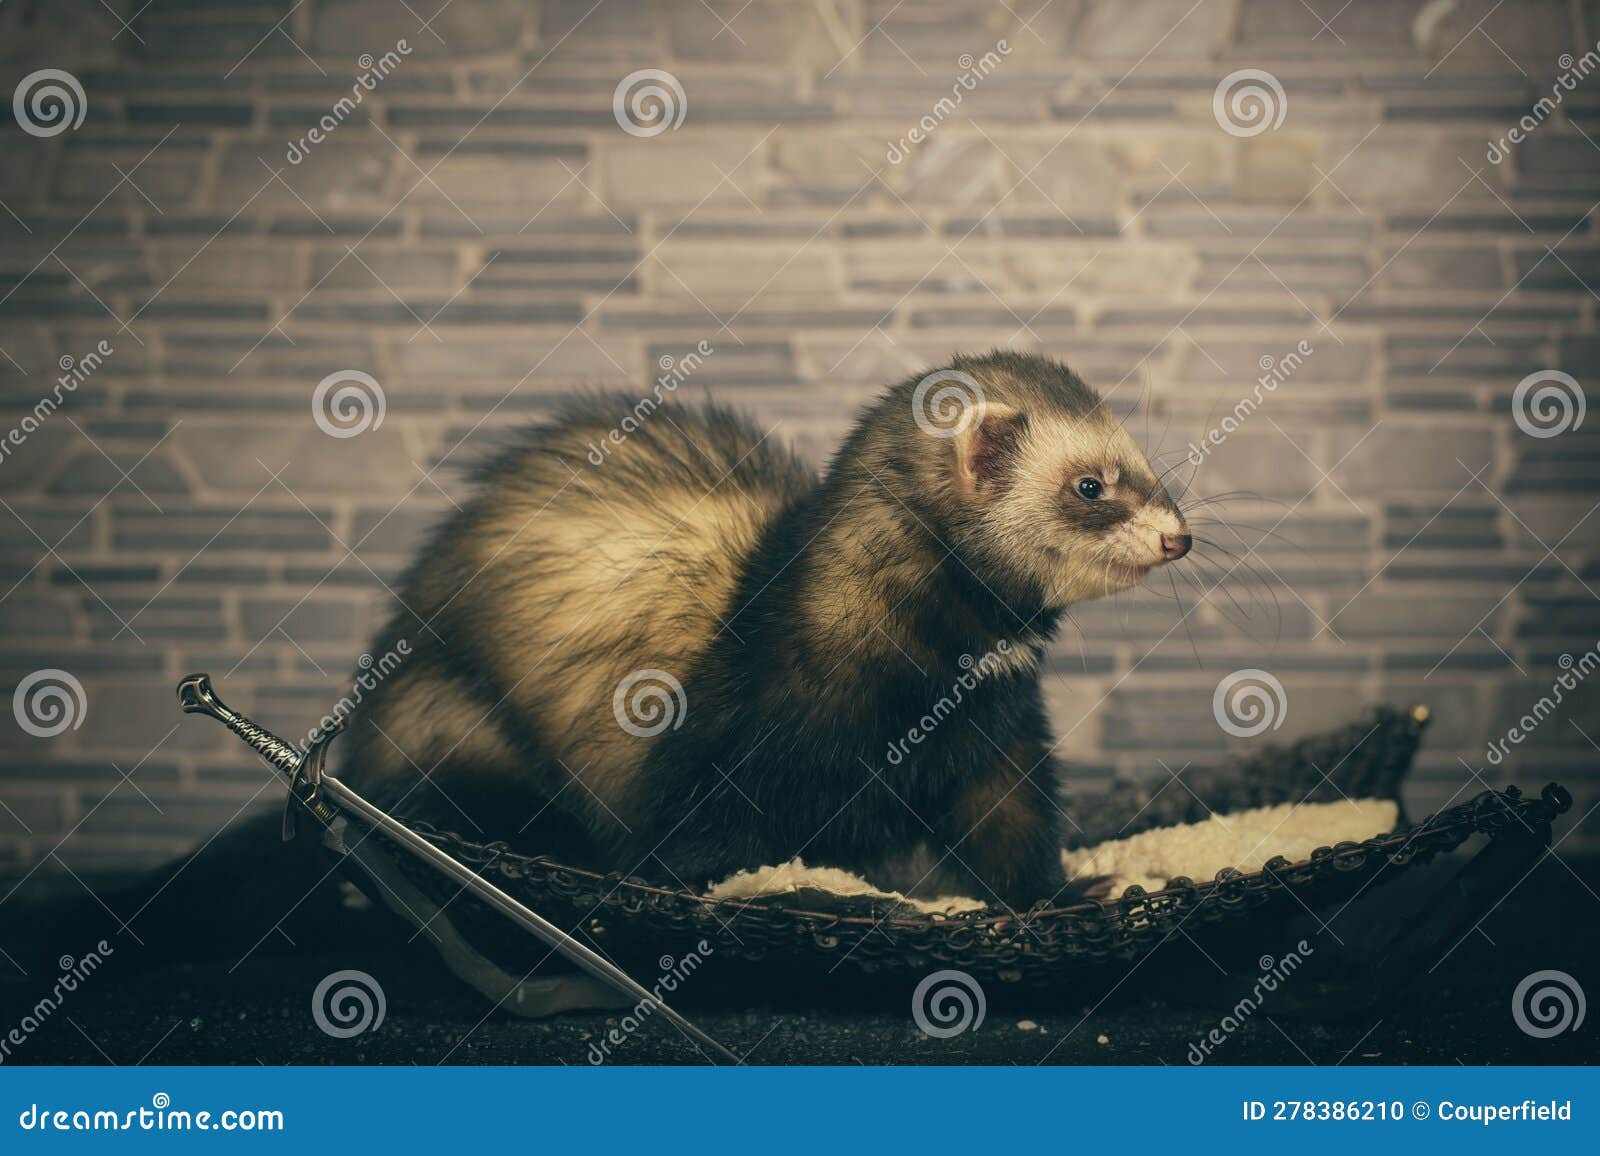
xmin=705 ymin=798 xmax=1400 ymax=912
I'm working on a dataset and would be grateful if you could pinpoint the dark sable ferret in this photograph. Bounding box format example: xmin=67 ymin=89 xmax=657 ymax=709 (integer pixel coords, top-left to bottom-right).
xmin=338 ymin=351 xmax=1191 ymax=908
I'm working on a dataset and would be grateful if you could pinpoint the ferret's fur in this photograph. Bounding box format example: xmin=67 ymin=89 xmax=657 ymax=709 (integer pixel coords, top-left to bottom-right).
xmin=338 ymin=351 xmax=1189 ymax=909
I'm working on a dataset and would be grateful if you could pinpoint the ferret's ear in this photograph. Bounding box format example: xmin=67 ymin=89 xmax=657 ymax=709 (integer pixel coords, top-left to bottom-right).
xmin=954 ymin=404 xmax=1027 ymax=494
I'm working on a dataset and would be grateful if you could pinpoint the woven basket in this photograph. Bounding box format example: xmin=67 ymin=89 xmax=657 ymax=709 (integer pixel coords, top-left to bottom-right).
xmin=178 ymin=676 xmax=1569 ymax=1009
xmin=326 ymin=706 xmax=1570 ymax=986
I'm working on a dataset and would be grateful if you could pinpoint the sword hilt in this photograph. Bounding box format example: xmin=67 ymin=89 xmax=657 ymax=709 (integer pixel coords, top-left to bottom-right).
xmin=177 ymin=672 xmax=303 ymax=778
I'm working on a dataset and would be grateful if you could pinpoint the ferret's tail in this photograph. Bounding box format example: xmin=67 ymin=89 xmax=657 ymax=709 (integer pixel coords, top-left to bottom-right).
xmin=2 ymin=810 xmax=356 ymax=983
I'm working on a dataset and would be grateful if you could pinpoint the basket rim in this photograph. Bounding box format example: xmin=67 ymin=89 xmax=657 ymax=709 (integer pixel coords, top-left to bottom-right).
xmin=403 ymin=782 xmax=1571 ymax=934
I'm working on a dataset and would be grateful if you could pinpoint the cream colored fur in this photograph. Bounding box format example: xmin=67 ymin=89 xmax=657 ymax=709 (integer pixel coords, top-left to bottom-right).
xmin=706 ymin=799 xmax=1399 ymax=908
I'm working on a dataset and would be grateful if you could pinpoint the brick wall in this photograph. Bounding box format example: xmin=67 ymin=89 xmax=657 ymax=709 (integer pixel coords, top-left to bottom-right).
xmin=1 ymin=0 xmax=1597 ymax=878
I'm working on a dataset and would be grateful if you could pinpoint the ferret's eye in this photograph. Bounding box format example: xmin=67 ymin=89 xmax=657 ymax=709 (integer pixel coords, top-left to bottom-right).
xmin=1076 ymin=477 xmax=1103 ymax=500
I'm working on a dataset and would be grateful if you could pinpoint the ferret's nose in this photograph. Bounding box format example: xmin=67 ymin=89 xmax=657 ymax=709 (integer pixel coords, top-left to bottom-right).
xmin=1160 ymin=532 xmax=1192 ymax=561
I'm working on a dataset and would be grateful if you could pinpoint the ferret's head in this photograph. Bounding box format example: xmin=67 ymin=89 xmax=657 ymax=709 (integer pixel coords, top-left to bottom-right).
xmin=882 ymin=351 xmax=1189 ymax=608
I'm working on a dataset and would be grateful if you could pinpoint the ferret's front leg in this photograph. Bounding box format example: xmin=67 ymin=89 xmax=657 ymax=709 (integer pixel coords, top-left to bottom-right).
xmin=933 ymin=753 xmax=1065 ymax=910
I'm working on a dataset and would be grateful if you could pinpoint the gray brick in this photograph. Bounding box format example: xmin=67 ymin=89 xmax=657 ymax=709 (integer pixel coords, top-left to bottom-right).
xmin=1381 ymin=247 xmax=1505 ymax=291
xmin=1332 ymin=427 xmax=1496 ymax=494
xmin=1331 ymin=591 xmax=1510 ymax=639
xmin=82 ymin=595 xmax=224 ymax=642
xmin=311 ymin=0 xmax=532 ymax=54
xmin=113 ymin=508 xmax=333 ymax=552
xmin=174 ymin=423 xmax=419 ymax=497
xmin=239 ymin=598 xmax=361 ymax=645
xmin=1072 ymin=0 xmax=1233 ymax=58
xmin=216 ymin=139 xmax=394 ymax=208
xmin=1384 ymin=504 xmax=1504 ymax=551
xmin=349 ymin=505 xmax=448 ymax=556
xmin=46 ymin=451 xmax=191 ymax=498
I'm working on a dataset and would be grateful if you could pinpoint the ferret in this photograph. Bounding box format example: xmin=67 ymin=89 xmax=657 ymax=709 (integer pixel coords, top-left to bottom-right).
xmin=337 ymin=351 xmax=1191 ymax=910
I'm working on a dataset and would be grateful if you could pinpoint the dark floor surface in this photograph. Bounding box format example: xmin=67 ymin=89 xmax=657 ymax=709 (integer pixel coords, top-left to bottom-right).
xmin=2 ymin=843 xmax=1595 ymax=1066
